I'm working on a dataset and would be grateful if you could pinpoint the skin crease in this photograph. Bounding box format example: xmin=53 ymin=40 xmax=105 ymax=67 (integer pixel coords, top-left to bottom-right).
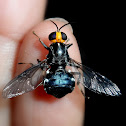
xmin=11 ymin=20 xmax=85 ymax=126
xmin=0 ymin=1 xmax=85 ymax=126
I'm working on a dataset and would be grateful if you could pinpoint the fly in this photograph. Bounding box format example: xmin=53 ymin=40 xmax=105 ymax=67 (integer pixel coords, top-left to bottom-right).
xmin=2 ymin=20 xmax=121 ymax=98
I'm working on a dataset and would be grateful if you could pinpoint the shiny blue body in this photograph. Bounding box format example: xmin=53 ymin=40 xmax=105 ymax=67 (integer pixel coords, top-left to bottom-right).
xmin=44 ymin=70 xmax=75 ymax=98
xmin=43 ymin=42 xmax=75 ymax=98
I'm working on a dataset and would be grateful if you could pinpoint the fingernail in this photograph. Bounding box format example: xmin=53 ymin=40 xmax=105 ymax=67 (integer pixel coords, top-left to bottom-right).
xmin=45 ymin=17 xmax=73 ymax=33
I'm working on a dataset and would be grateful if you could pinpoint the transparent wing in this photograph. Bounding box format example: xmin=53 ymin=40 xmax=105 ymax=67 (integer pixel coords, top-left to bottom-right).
xmin=66 ymin=59 xmax=85 ymax=96
xmin=69 ymin=59 xmax=121 ymax=96
xmin=2 ymin=61 xmax=47 ymax=98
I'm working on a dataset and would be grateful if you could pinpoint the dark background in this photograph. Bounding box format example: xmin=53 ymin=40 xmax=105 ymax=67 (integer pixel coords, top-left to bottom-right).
xmin=45 ymin=1 xmax=125 ymax=126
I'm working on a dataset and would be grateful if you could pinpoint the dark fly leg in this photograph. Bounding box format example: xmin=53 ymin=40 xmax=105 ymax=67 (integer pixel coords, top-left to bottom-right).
xmin=70 ymin=71 xmax=88 ymax=98
xmin=37 ymin=59 xmax=41 ymax=63
xmin=67 ymin=61 xmax=84 ymax=97
xmin=33 ymin=31 xmax=50 ymax=50
xmin=18 ymin=62 xmax=34 ymax=66
xmin=68 ymin=59 xmax=90 ymax=99
xmin=18 ymin=59 xmax=43 ymax=66
xmin=70 ymin=72 xmax=81 ymax=85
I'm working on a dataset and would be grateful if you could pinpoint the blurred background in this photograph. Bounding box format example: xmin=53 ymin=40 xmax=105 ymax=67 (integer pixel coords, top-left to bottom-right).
xmin=45 ymin=1 xmax=125 ymax=126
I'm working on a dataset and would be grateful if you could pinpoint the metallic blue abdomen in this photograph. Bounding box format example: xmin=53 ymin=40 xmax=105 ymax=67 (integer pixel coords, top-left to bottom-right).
xmin=44 ymin=71 xmax=75 ymax=98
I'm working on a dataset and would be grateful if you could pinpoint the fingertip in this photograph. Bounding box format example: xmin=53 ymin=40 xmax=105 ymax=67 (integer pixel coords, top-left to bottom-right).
xmin=14 ymin=17 xmax=84 ymax=126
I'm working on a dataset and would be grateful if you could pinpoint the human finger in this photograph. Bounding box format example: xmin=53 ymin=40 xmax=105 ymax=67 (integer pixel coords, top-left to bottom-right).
xmin=11 ymin=18 xmax=85 ymax=126
xmin=0 ymin=1 xmax=47 ymax=126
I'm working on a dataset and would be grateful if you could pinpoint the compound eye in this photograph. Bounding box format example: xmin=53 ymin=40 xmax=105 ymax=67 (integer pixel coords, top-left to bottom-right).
xmin=61 ymin=32 xmax=67 ymax=40
xmin=49 ymin=32 xmax=56 ymax=41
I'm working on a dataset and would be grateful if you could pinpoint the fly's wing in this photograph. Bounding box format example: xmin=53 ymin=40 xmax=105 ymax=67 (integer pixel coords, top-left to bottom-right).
xmin=66 ymin=60 xmax=85 ymax=96
xmin=2 ymin=61 xmax=47 ymax=98
xmin=69 ymin=59 xmax=121 ymax=96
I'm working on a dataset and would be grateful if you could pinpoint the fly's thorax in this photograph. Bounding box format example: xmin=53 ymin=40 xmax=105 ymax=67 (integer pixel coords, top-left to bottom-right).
xmin=47 ymin=43 xmax=69 ymax=65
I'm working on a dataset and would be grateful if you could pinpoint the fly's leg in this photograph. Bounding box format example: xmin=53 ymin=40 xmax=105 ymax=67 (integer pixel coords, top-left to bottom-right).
xmin=37 ymin=59 xmax=41 ymax=63
xmin=70 ymin=72 xmax=81 ymax=85
xmin=66 ymin=43 xmax=73 ymax=49
xmin=65 ymin=38 xmax=70 ymax=44
xmin=18 ymin=59 xmax=41 ymax=66
xmin=71 ymin=71 xmax=90 ymax=99
xmin=18 ymin=62 xmax=33 ymax=66
xmin=69 ymin=71 xmax=85 ymax=97
xmin=33 ymin=31 xmax=49 ymax=50
xmin=68 ymin=62 xmax=90 ymax=99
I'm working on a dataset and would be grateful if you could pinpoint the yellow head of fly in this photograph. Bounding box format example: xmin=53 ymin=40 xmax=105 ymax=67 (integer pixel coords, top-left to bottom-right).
xmin=49 ymin=20 xmax=70 ymax=43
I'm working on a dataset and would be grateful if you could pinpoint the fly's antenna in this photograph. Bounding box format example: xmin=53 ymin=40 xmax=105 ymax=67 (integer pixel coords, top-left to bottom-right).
xmin=59 ymin=22 xmax=70 ymax=31
xmin=50 ymin=20 xmax=71 ymax=31
xmin=50 ymin=20 xmax=59 ymax=31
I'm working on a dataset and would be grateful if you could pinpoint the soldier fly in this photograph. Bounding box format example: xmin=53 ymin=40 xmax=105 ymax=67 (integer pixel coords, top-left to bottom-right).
xmin=2 ymin=20 xmax=121 ymax=98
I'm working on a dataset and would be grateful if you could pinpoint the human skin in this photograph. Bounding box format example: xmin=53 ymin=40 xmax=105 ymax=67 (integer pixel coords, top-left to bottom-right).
xmin=0 ymin=1 xmax=85 ymax=126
